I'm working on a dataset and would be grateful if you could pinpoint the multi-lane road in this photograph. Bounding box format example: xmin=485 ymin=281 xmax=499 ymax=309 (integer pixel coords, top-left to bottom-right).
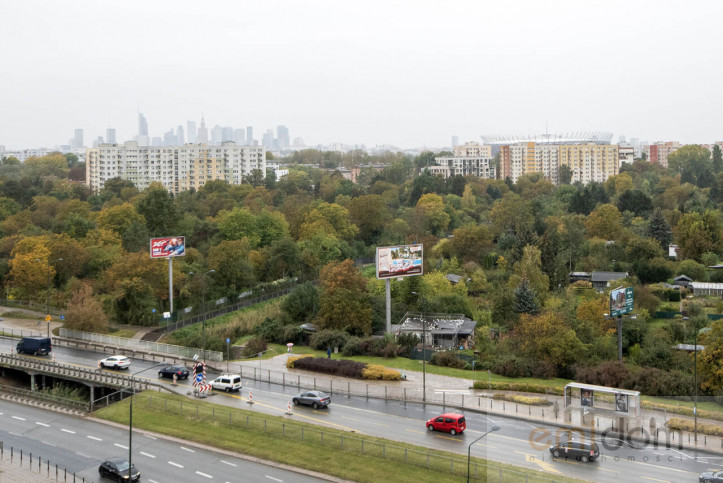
xmin=1 ymin=337 xmax=722 ymax=482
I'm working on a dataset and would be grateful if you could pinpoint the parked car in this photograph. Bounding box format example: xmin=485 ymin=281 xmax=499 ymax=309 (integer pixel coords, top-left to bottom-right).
xmin=210 ymin=374 xmax=242 ymax=392
xmin=549 ymin=441 xmax=600 ymax=463
xmin=292 ymin=390 xmax=331 ymax=409
xmin=99 ymin=356 xmax=131 ymax=370
xmin=98 ymin=457 xmax=140 ymax=482
xmin=16 ymin=337 xmax=51 ymax=356
xmin=426 ymin=412 xmax=466 ymax=435
xmin=158 ymin=364 xmax=189 ymax=380
xmin=700 ymin=470 xmax=723 ymax=482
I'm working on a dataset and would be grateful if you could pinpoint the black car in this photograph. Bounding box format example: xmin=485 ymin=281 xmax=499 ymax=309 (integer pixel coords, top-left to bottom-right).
xmin=700 ymin=470 xmax=723 ymax=482
xmin=549 ymin=441 xmax=600 ymax=463
xmin=158 ymin=364 xmax=189 ymax=380
xmin=292 ymin=390 xmax=331 ymax=409
xmin=99 ymin=457 xmax=140 ymax=482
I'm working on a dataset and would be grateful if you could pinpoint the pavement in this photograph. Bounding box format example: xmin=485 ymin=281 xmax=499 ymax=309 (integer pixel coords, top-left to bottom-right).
xmin=0 ymin=452 xmax=55 ymax=482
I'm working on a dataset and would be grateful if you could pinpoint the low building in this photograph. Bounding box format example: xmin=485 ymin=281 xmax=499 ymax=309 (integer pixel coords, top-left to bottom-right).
xmin=393 ymin=312 xmax=477 ymax=349
xmin=690 ymin=282 xmax=723 ymax=297
xmin=590 ymin=271 xmax=628 ymax=292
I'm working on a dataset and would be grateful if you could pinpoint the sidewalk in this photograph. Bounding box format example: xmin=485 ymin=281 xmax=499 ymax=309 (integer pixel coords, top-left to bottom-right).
xmin=0 ymin=452 xmax=55 ymax=482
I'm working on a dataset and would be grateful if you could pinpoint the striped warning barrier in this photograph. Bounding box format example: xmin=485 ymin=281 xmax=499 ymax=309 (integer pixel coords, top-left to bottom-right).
xmin=286 ymin=401 xmax=293 ymax=415
xmin=247 ymin=390 xmax=254 ymax=405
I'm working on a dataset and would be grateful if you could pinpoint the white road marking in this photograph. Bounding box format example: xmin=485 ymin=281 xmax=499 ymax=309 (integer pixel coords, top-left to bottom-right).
xmin=9 ymin=432 xmax=20 ymax=436
xmin=61 ymin=428 xmax=75 ymax=434
xmin=168 ymin=461 xmax=184 ymax=468
xmin=87 ymin=435 xmax=102 ymax=441
xmin=145 ymin=435 xmax=157 ymax=440
xmin=76 ymin=452 xmax=90 ymax=458
xmin=220 ymin=460 xmax=237 ymax=467
xmin=265 ymin=476 xmax=283 ymax=482
xmin=114 ymin=443 xmax=128 ymax=449
xmin=141 ymin=452 xmax=156 ymax=459
xmin=36 ymin=422 xmax=50 ymax=427
xmin=149 ymin=480 xmax=160 ymax=483
xmin=181 ymin=446 xmax=195 ymax=452
xmin=41 ymin=441 xmax=56 ymax=446
xmin=196 ymin=471 xmax=213 ymax=478
xmin=12 ymin=416 xmax=26 ymax=421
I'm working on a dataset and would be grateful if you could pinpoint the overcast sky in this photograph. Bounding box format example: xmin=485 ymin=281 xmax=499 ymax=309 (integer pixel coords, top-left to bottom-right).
xmin=1 ymin=0 xmax=721 ymax=150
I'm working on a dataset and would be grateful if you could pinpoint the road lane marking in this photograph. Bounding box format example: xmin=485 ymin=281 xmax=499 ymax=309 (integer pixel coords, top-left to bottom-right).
xmin=76 ymin=452 xmax=90 ymax=458
xmin=515 ymin=451 xmax=562 ymax=475
xmin=114 ymin=443 xmax=128 ymax=449
xmin=181 ymin=446 xmax=195 ymax=452
xmin=221 ymin=460 xmax=237 ymax=467
xmin=87 ymin=435 xmax=102 ymax=441
xmin=41 ymin=441 xmax=56 ymax=446
xmin=196 ymin=471 xmax=213 ymax=478
xmin=641 ymin=477 xmax=670 ymax=483
xmin=9 ymin=432 xmax=20 ymax=436
xmin=406 ymin=429 xmax=426 ymax=434
xmin=12 ymin=416 xmax=26 ymax=420
xmin=145 ymin=435 xmax=157 ymax=440
xmin=61 ymin=428 xmax=75 ymax=434
xmin=265 ymin=477 xmax=282 ymax=482
xmin=36 ymin=422 xmax=50 ymax=427
xmin=141 ymin=452 xmax=156 ymax=459
xmin=168 ymin=461 xmax=184 ymax=468
xmin=435 ymin=435 xmax=464 ymax=442
xmin=148 ymin=480 xmax=159 ymax=483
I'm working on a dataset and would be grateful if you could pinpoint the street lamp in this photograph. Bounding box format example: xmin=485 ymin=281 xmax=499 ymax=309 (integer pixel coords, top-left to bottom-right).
xmin=36 ymin=257 xmax=63 ymax=337
xmin=467 ymin=425 xmax=500 ymax=482
xmin=411 ymin=291 xmax=427 ymax=403
xmin=128 ymin=362 xmax=167 ymax=479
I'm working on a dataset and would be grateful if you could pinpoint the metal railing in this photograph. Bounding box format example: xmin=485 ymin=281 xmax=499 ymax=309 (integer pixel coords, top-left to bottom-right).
xmin=0 ymin=384 xmax=89 ymax=412
xmin=138 ymin=393 xmax=561 ymax=482
xmin=0 ymin=442 xmax=84 ymax=482
xmin=0 ymin=298 xmax=64 ymax=316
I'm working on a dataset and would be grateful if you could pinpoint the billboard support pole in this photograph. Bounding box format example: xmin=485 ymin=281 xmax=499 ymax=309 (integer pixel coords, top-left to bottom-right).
xmin=617 ymin=316 xmax=623 ymax=361
xmin=168 ymin=257 xmax=174 ymax=318
xmin=385 ymin=279 xmax=391 ymax=333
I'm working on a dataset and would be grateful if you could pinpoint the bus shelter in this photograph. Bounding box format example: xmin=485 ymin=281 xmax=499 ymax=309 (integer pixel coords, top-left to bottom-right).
xmin=564 ymin=382 xmax=641 ymax=429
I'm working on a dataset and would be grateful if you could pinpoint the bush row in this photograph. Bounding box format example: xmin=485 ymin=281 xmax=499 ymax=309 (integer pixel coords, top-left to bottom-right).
xmin=361 ymin=364 xmax=402 ymax=381
xmin=472 ymin=381 xmax=564 ymax=396
xmin=491 ymin=394 xmax=552 ymax=406
xmin=576 ymin=361 xmax=694 ymax=397
xmin=666 ymin=417 xmax=723 ymax=437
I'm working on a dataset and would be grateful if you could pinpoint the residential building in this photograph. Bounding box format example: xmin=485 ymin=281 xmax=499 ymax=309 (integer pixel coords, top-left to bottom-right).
xmin=85 ymin=141 xmax=266 ymax=194
xmin=453 ymin=142 xmax=492 ymax=158
xmin=2 ymin=148 xmax=53 ymax=162
xmin=431 ymin=154 xmax=496 ymax=179
xmin=646 ymin=141 xmax=681 ymax=168
xmin=618 ymin=143 xmax=635 ymax=165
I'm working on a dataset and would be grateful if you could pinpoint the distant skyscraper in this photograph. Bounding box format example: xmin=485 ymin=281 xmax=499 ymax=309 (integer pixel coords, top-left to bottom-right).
xmin=151 ymin=137 xmax=162 ymax=147
xmin=197 ymin=118 xmax=208 ymax=144
xmin=92 ymin=136 xmax=104 ymax=147
xmin=187 ymin=121 xmax=197 ymax=143
xmin=222 ymin=126 xmax=234 ymax=143
xmin=246 ymin=126 xmax=253 ymax=145
xmin=451 ymin=135 xmax=459 ymax=147
xmin=163 ymin=128 xmax=177 ymax=146
xmin=262 ymin=129 xmax=274 ymax=149
xmin=212 ymin=125 xmax=223 ymax=145
xmin=277 ymin=125 xmax=289 ymax=149
xmin=106 ymin=128 xmax=116 ymax=144
xmin=72 ymin=129 xmax=84 ymax=149
xmin=233 ymin=128 xmax=245 ymax=144
xmin=177 ymin=125 xmax=185 ymax=145
xmin=138 ymin=113 xmax=148 ymax=136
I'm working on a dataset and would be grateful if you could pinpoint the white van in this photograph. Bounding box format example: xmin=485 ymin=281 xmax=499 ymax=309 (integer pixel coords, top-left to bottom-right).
xmin=210 ymin=374 xmax=242 ymax=392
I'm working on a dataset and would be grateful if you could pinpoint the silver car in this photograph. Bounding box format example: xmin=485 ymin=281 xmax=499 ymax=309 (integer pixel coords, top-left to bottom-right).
xmin=292 ymin=390 xmax=331 ymax=409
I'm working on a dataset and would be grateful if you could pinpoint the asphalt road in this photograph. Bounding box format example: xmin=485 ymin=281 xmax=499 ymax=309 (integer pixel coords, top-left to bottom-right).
xmin=0 ymin=399 xmax=325 ymax=483
xmin=2 ymin=337 xmax=722 ymax=482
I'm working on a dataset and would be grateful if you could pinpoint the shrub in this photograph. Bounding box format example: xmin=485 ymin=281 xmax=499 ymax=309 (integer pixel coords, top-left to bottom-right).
xmin=341 ymin=337 xmax=364 ymax=356
xmin=309 ymin=329 xmax=349 ymax=351
xmin=492 ymin=394 xmax=552 ymax=406
xmin=625 ymin=367 xmax=693 ymax=396
xmin=241 ymin=336 xmax=267 ymax=358
xmin=430 ymin=351 xmax=466 ymax=369
xmin=471 ymin=381 xmax=563 ymax=395
xmin=396 ymin=333 xmax=420 ymax=358
xmin=491 ymin=356 xmax=533 ymax=378
xmin=575 ymin=361 xmax=630 ymax=388
xmin=362 ymin=364 xmax=402 ymax=381
xmin=291 ymin=356 xmax=366 ymax=378
xmin=286 ymin=354 xmax=313 ymax=368
xmin=667 ymin=417 xmax=723 ymax=437
xmin=281 ymin=324 xmax=304 ymax=345
xmin=254 ymin=317 xmax=282 ymax=342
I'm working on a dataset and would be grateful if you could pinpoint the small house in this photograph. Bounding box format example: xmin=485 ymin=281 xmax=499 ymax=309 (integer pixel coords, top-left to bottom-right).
xmin=591 ymin=271 xmax=628 ymax=292
xmin=393 ymin=312 xmax=477 ymax=349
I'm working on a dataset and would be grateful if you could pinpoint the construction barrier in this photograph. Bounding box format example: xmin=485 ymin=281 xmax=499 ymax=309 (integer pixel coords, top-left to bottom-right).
xmin=247 ymin=390 xmax=254 ymax=405
xmin=286 ymin=401 xmax=293 ymax=415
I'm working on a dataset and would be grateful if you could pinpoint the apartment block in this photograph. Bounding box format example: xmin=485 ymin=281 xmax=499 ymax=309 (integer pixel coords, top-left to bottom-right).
xmin=431 ymin=155 xmax=496 ymax=179
xmin=453 ymin=142 xmax=492 ymax=158
xmin=86 ymin=141 xmax=265 ymax=194
xmin=646 ymin=142 xmax=681 ymax=168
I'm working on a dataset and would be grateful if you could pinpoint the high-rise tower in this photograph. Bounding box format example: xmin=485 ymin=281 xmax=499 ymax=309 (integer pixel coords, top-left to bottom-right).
xmin=197 ymin=117 xmax=208 ymax=144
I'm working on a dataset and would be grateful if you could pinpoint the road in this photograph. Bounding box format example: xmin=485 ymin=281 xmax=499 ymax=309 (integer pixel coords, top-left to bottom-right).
xmin=1 ymin=336 xmax=721 ymax=482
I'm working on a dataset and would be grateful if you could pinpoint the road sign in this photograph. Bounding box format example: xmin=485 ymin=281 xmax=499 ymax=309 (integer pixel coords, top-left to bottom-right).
xmin=196 ymin=373 xmax=204 ymax=384
xmin=226 ymin=338 xmax=230 ymax=344
xmin=45 ymin=315 xmax=52 ymax=322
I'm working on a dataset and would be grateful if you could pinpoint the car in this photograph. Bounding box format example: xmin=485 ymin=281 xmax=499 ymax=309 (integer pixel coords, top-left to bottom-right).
xmin=549 ymin=441 xmax=600 ymax=463
xmin=158 ymin=364 xmax=189 ymax=380
xmin=16 ymin=337 xmax=52 ymax=356
xmin=426 ymin=412 xmax=466 ymax=435
xmin=292 ymin=390 xmax=331 ymax=409
xmin=210 ymin=374 xmax=243 ymax=392
xmin=700 ymin=470 xmax=723 ymax=482
xmin=98 ymin=457 xmax=140 ymax=482
xmin=99 ymin=355 xmax=131 ymax=370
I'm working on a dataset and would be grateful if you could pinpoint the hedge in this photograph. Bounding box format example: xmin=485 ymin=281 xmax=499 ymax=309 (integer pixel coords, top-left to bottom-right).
xmin=667 ymin=417 xmax=723 ymax=437
xmin=472 ymin=381 xmax=564 ymax=395
xmin=492 ymin=394 xmax=552 ymax=406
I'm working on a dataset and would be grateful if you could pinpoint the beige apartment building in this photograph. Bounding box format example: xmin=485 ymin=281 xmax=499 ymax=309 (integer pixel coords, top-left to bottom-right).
xmin=453 ymin=142 xmax=493 ymax=158
xmin=86 ymin=141 xmax=265 ymax=193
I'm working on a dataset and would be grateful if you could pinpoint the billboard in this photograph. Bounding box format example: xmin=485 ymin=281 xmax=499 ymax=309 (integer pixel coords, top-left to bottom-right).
xmin=609 ymin=286 xmax=634 ymax=317
xmin=581 ymin=389 xmax=594 ymax=407
xmin=150 ymin=236 xmax=186 ymax=259
xmin=615 ymin=393 xmax=629 ymax=413
xmin=376 ymin=244 xmax=423 ymax=279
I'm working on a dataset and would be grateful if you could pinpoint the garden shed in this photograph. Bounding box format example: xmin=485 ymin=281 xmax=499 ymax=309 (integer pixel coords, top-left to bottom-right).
xmin=393 ymin=312 xmax=477 ymax=349
xmin=690 ymin=282 xmax=723 ymax=296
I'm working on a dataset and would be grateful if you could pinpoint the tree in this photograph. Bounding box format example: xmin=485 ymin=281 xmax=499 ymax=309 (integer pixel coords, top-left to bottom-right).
xmin=559 ymin=164 xmax=573 ymax=185
xmin=348 ymin=195 xmax=390 ymax=244
xmin=512 ymin=279 xmax=540 ymax=315
xmin=96 ymin=203 xmax=146 ymax=236
xmin=282 ymin=282 xmax=319 ymax=322
xmin=698 ymin=320 xmax=723 ymax=393
xmin=413 ymin=193 xmax=450 ymax=236
xmin=449 ymin=224 xmax=494 ymax=263
xmin=674 ymin=210 xmax=723 ymax=261
xmin=65 ymin=281 xmax=109 ymax=332
xmin=509 ymin=244 xmax=550 ymax=298
xmin=668 ymin=145 xmax=714 ymax=188
xmin=207 ymin=240 xmax=256 ymax=296
xmin=647 ymin=208 xmax=672 ymax=249
xmin=490 ymin=192 xmax=533 ymax=237
xmin=616 ymin=190 xmax=653 ymax=217
xmin=512 ymin=312 xmax=585 ymax=369
xmin=243 ymin=168 xmax=266 ymax=187
xmin=713 ymin=145 xmax=723 ymax=173
xmin=136 ymin=184 xmax=179 ymax=236
xmin=585 ymin=204 xmax=623 ymax=240
xmin=315 ymin=259 xmax=372 ymax=335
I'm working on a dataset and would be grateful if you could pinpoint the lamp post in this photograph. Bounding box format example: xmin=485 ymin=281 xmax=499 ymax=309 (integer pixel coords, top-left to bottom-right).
xmin=36 ymin=257 xmax=62 ymax=337
xmin=467 ymin=425 xmax=500 ymax=482
xmin=128 ymin=362 xmax=166 ymax=479
xmin=411 ymin=291 xmax=426 ymax=402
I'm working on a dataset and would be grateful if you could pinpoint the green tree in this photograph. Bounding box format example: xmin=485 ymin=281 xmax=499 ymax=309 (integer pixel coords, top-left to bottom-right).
xmin=136 ymin=184 xmax=179 ymax=236
xmin=348 ymin=195 xmax=391 ymax=244
xmin=207 ymin=240 xmax=256 ymax=295
xmin=512 ymin=312 xmax=585 ymax=369
xmin=414 ymin=193 xmax=450 ymax=236
xmin=647 ymin=208 xmax=672 ymax=249
xmin=698 ymin=320 xmax=723 ymax=393
xmin=585 ymin=204 xmax=623 ymax=240
xmin=674 ymin=210 xmax=723 ymax=261
xmin=449 ymin=224 xmax=494 ymax=263
xmin=668 ymin=145 xmax=714 ymax=188
xmin=65 ymin=281 xmax=109 ymax=332
xmin=490 ymin=192 xmax=533 ymax=237
xmin=508 ymin=244 xmax=550 ymax=298
xmin=713 ymin=145 xmax=723 ymax=173
xmin=512 ymin=279 xmax=540 ymax=315
xmin=558 ymin=164 xmax=573 ymax=185
xmin=282 ymin=282 xmax=319 ymax=322
xmin=315 ymin=259 xmax=372 ymax=335
xmin=243 ymin=168 xmax=266 ymax=187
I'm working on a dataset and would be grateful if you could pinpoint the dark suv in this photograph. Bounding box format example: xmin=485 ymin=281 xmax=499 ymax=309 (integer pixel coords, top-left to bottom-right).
xmin=550 ymin=441 xmax=600 ymax=463
xmin=158 ymin=365 xmax=189 ymax=380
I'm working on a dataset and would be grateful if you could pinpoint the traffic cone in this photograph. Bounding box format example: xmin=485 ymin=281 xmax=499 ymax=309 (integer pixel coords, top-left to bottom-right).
xmin=247 ymin=390 xmax=254 ymax=405
xmin=286 ymin=401 xmax=293 ymax=415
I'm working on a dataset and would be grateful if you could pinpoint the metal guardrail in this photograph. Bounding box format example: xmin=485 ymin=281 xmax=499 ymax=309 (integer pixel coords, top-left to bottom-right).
xmin=0 ymin=299 xmax=64 ymax=316
xmin=0 ymin=383 xmax=89 ymax=412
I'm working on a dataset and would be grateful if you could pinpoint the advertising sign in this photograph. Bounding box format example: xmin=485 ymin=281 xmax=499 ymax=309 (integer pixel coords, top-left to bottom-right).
xmin=615 ymin=393 xmax=629 ymax=413
xmin=376 ymin=244 xmax=423 ymax=279
xmin=609 ymin=286 xmax=634 ymax=317
xmin=150 ymin=236 xmax=186 ymax=259
xmin=581 ymin=389 xmax=594 ymax=407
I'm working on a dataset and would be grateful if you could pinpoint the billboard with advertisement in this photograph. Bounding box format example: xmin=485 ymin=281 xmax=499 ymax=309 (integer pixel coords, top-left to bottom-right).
xmin=150 ymin=236 xmax=186 ymax=259
xmin=581 ymin=389 xmax=594 ymax=407
xmin=376 ymin=244 xmax=423 ymax=279
xmin=609 ymin=286 xmax=634 ymax=317
xmin=615 ymin=393 xmax=629 ymax=413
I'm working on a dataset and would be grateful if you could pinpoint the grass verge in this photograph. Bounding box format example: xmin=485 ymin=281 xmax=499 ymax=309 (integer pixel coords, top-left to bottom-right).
xmin=94 ymin=392 xmax=579 ymax=483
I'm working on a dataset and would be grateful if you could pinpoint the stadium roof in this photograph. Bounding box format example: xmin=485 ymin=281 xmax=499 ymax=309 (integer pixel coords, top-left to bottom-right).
xmin=480 ymin=131 xmax=613 ymax=145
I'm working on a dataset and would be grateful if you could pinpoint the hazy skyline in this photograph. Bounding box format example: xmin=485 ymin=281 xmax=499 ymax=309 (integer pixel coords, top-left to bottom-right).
xmin=1 ymin=0 xmax=722 ymax=150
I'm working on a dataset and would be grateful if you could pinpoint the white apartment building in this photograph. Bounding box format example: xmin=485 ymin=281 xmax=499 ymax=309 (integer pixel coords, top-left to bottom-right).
xmin=2 ymin=147 xmax=55 ymax=162
xmin=453 ymin=142 xmax=493 ymax=158
xmin=86 ymin=141 xmax=265 ymax=194
xmin=431 ymin=155 xmax=496 ymax=179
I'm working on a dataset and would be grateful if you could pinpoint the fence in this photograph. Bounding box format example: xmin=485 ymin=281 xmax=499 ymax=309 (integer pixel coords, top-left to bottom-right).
xmin=0 ymin=327 xmax=46 ymax=339
xmin=0 ymin=299 xmax=64 ymax=317
xmin=59 ymin=328 xmax=223 ymax=362
xmin=0 ymin=442 xmax=85 ymax=482
xmin=138 ymin=393 xmax=561 ymax=482
xmin=0 ymin=384 xmax=89 ymax=412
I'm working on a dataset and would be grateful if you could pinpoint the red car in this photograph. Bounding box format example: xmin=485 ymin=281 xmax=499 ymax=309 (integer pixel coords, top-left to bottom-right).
xmin=426 ymin=412 xmax=466 ymax=435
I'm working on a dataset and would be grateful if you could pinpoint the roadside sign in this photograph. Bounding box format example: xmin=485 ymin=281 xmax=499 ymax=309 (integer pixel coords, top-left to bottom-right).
xmin=196 ymin=373 xmax=204 ymax=384
xmin=226 ymin=338 xmax=230 ymax=344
